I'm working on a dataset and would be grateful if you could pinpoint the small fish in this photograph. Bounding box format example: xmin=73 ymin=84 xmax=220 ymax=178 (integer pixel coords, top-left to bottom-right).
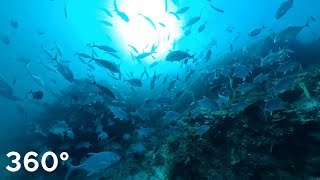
xmin=253 ymin=73 xmax=268 ymax=84
xmin=9 ymin=20 xmax=19 ymax=29
xmin=167 ymin=73 xmax=180 ymax=91
xmin=75 ymin=141 xmax=92 ymax=149
xmin=163 ymin=74 xmax=168 ymax=84
xmin=276 ymin=61 xmax=299 ymax=74
xmin=100 ymin=20 xmax=113 ymax=27
xmin=230 ymin=102 xmax=249 ymax=114
xmin=90 ymin=57 xmax=121 ymax=75
xmin=139 ymin=13 xmax=157 ymax=30
xmin=197 ymin=96 xmax=219 ymax=111
xmin=114 ymin=0 xmax=129 ymax=22
xmin=100 ymin=8 xmax=113 ymax=17
xmin=0 ymin=74 xmax=21 ymax=101
xmin=165 ymin=50 xmax=194 ymax=62
xmin=40 ymin=62 xmax=58 ymax=73
xmin=92 ymin=42 xmax=117 ymax=53
xmin=128 ymin=45 xmax=139 ymax=54
xmin=150 ymin=70 xmax=157 ymax=89
xmin=163 ymin=111 xmax=180 ymax=121
xmin=64 ymin=3 xmax=68 ymax=19
xmin=310 ymin=16 xmax=317 ymax=22
xmin=109 ymin=106 xmax=128 ymax=120
xmin=140 ymin=67 xmax=149 ymax=79
xmin=174 ymin=89 xmax=184 ymax=98
xmin=75 ymin=52 xmax=91 ymax=59
xmin=236 ymin=83 xmax=255 ymax=94
xmin=198 ymin=23 xmax=207 ymax=33
xmin=107 ymin=52 xmax=120 ymax=60
xmin=184 ymin=16 xmax=201 ymax=28
xmin=194 ymin=125 xmax=210 ymax=136
xmin=150 ymin=61 xmax=160 ymax=68
xmin=233 ymin=64 xmax=251 ymax=80
xmin=1 ymin=35 xmax=10 ymax=45
xmin=275 ymin=0 xmax=294 ymax=20
xmin=126 ymin=78 xmax=142 ymax=87
xmin=174 ymin=7 xmax=189 ymax=14
xmin=274 ymin=77 xmax=294 ymax=94
xmin=65 ymin=152 xmax=120 ymax=180
xmin=26 ymin=65 xmax=45 ymax=88
xmin=164 ymin=0 xmax=168 ymax=12
xmin=264 ymin=97 xmax=284 ymax=115
xmin=169 ymin=7 xmax=190 ymax=20
xmin=136 ymin=51 xmax=156 ymax=60
xmin=205 ymin=48 xmax=212 ymax=61
xmin=12 ymin=76 xmax=17 ymax=85
xmin=158 ymin=22 xmax=166 ymax=27
xmin=249 ymin=25 xmax=266 ymax=37
xmin=210 ymin=4 xmax=224 ymax=13
xmin=185 ymin=69 xmax=195 ymax=82
xmin=55 ymin=42 xmax=63 ymax=57
xmin=92 ymin=80 xmax=116 ymax=99
xmin=229 ymin=43 xmax=233 ymax=52
xmin=184 ymin=28 xmax=192 ymax=36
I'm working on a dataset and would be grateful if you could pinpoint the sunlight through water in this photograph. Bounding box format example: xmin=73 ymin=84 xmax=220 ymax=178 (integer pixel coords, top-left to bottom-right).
xmin=109 ymin=0 xmax=183 ymax=63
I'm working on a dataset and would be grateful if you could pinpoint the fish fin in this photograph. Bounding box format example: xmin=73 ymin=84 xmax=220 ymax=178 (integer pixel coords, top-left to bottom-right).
xmin=169 ymin=12 xmax=180 ymax=20
xmin=65 ymin=160 xmax=76 ymax=180
xmin=305 ymin=21 xmax=311 ymax=27
xmin=176 ymin=73 xmax=180 ymax=81
xmin=86 ymin=171 xmax=96 ymax=177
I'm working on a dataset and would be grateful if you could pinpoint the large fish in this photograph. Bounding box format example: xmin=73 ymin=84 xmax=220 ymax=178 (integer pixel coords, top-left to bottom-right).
xmin=165 ymin=50 xmax=194 ymax=62
xmin=0 ymin=74 xmax=20 ymax=101
xmin=275 ymin=0 xmax=294 ymax=20
xmin=277 ymin=22 xmax=310 ymax=41
xmin=92 ymin=80 xmax=116 ymax=99
xmin=114 ymin=0 xmax=129 ymax=22
xmin=91 ymin=42 xmax=117 ymax=53
xmin=52 ymin=57 xmax=74 ymax=83
xmin=90 ymin=56 xmax=121 ymax=79
xmin=65 ymin=151 xmax=120 ymax=180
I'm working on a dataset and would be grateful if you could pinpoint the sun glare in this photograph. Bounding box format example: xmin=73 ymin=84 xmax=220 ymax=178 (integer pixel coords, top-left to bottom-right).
xmin=110 ymin=0 xmax=182 ymax=63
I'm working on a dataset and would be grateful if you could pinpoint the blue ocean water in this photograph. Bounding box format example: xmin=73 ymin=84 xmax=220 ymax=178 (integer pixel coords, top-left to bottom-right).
xmin=1 ymin=0 xmax=320 ymax=179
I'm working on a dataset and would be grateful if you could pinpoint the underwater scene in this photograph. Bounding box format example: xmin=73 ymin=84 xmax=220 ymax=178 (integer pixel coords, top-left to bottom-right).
xmin=1 ymin=0 xmax=320 ymax=179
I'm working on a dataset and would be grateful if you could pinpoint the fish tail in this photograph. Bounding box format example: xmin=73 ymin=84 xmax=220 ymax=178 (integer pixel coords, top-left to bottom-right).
xmin=169 ymin=12 xmax=180 ymax=20
xmin=25 ymin=63 xmax=32 ymax=76
xmin=176 ymin=73 xmax=180 ymax=81
xmin=65 ymin=160 xmax=76 ymax=180
xmin=305 ymin=21 xmax=311 ymax=27
xmin=89 ymin=49 xmax=95 ymax=62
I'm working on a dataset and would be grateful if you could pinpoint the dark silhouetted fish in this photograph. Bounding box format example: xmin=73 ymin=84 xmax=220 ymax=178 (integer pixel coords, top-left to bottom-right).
xmin=249 ymin=25 xmax=266 ymax=37
xmin=0 ymin=74 xmax=21 ymax=101
xmin=166 ymin=50 xmax=194 ymax=62
xmin=114 ymin=0 xmax=129 ymax=22
xmin=126 ymin=78 xmax=142 ymax=87
xmin=275 ymin=0 xmax=294 ymax=20
xmin=91 ymin=42 xmax=117 ymax=53
xmin=92 ymin=80 xmax=116 ymax=99
xmin=167 ymin=74 xmax=180 ymax=91
xmin=150 ymin=71 xmax=157 ymax=89
xmin=139 ymin=13 xmax=157 ymax=30
xmin=65 ymin=151 xmax=120 ymax=180
xmin=210 ymin=4 xmax=224 ymax=13
xmin=264 ymin=97 xmax=284 ymax=115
